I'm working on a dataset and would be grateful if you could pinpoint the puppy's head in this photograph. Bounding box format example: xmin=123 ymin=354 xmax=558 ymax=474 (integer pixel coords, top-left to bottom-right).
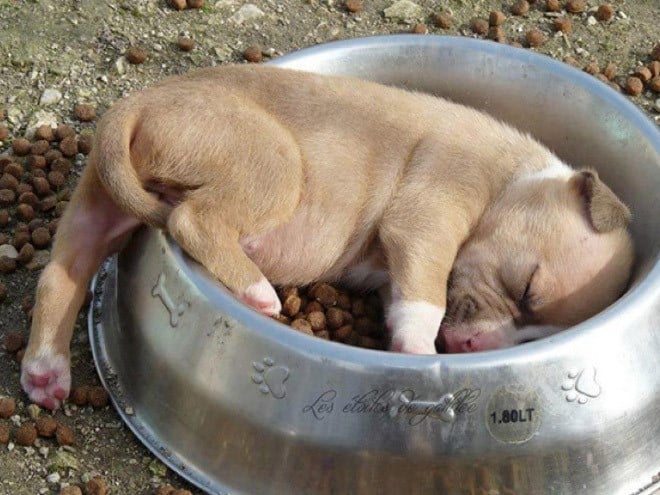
xmin=439 ymin=164 xmax=634 ymax=353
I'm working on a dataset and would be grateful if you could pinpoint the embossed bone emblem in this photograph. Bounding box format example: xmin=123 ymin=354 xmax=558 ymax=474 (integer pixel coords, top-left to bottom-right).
xmin=151 ymin=273 xmax=188 ymax=327
xmin=390 ymin=391 xmax=457 ymax=424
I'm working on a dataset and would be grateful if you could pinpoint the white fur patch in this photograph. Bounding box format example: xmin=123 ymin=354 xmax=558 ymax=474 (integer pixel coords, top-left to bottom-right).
xmin=521 ymin=159 xmax=573 ymax=182
xmin=386 ymin=300 xmax=444 ymax=354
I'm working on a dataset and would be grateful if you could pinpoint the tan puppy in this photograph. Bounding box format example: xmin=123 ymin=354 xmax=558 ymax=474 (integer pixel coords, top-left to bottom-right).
xmin=20 ymin=65 xmax=633 ymax=409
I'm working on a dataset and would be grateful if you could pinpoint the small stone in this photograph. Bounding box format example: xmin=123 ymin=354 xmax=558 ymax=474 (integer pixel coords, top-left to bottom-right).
xmin=88 ymin=387 xmax=109 ymax=408
xmin=0 ymin=243 xmax=18 ymax=259
xmin=510 ymin=0 xmax=529 ymax=16
xmin=625 ymin=77 xmax=644 ymax=96
xmin=0 ymin=397 xmax=17 ymax=417
xmin=177 ymin=36 xmax=195 ymax=52
xmin=243 ymin=45 xmax=263 ymax=63
xmin=595 ymin=4 xmax=614 ymax=21
xmin=36 ymin=415 xmax=57 ymax=438
xmin=126 ymin=46 xmax=148 ymax=65
xmin=55 ymin=423 xmax=75 ymax=446
xmin=230 ymin=4 xmax=265 ymax=24
xmin=345 ymin=0 xmax=363 ymax=13
xmin=383 ymin=0 xmax=424 ymax=22
xmin=586 ymin=15 xmax=597 ymax=26
xmin=546 ymin=0 xmax=561 ymax=11
xmin=470 ymin=18 xmax=489 ymax=35
xmin=46 ymin=472 xmax=61 ymax=484
xmin=526 ymin=29 xmax=546 ymax=47
xmin=27 ymin=404 xmax=41 ymax=420
xmin=74 ymin=104 xmax=96 ymax=122
xmin=654 ymin=99 xmax=660 ymax=113
xmin=566 ymin=0 xmax=585 ymax=13
xmin=554 ymin=17 xmax=572 ymax=33
xmin=431 ymin=12 xmax=452 ymax=29
xmin=16 ymin=423 xmax=37 ymax=446
xmin=39 ymin=89 xmax=63 ymax=106
xmin=12 ymin=138 xmax=31 ymax=156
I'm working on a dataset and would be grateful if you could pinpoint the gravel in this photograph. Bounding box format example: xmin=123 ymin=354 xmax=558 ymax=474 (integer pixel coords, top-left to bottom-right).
xmin=0 ymin=0 xmax=659 ymax=493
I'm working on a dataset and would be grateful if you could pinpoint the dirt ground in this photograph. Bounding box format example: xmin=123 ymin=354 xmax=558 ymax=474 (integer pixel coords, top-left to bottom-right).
xmin=0 ymin=0 xmax=658 ymax=494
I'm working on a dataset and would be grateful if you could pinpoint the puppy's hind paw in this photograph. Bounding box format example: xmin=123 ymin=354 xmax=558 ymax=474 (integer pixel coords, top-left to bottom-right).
xmin=20 ymin=352 xmax=71 ymax=410
xmin=239 ymin=277 xmax=282 ymax=316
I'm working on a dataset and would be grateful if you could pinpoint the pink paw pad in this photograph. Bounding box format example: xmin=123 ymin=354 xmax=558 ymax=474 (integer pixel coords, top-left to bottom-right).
xmin=20 ymin=353 xmax=71 ymax=410
xmin=239 ymin=278 xmax=281 ymax=316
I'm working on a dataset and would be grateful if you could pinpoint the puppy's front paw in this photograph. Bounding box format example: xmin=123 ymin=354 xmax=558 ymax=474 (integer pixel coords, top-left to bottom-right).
xmin=20 ymin=351 xmax=71 ymax=410
xmin=238 ymin=277 xmax=282 ymax=316
xmin=386 ymin=300 xmax=443 ymax=355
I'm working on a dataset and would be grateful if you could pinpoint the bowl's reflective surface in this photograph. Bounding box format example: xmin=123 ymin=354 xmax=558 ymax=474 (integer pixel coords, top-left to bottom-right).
xmin=89 ymin=36 xmax=660 ymax=495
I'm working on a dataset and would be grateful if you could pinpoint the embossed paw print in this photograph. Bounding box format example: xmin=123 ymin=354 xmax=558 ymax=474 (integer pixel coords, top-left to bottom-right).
xmin=251 ymin=357 xmax=289 ymax=399
xmin=561 ymin=367 xmax=601 ymax=404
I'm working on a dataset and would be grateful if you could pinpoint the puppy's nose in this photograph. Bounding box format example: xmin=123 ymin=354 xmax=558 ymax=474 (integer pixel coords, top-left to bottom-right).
xmin=441 ymin=332 xmax=475 ymax=353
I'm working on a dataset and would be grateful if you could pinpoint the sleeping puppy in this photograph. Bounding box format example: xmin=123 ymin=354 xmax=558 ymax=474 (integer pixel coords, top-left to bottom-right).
xmin=20 ymin=65 xmax=633 ymax=409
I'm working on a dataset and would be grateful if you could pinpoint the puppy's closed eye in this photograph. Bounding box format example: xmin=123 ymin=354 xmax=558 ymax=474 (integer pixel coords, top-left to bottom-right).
xmin=518 ymin=264 xmax=540 ymax=314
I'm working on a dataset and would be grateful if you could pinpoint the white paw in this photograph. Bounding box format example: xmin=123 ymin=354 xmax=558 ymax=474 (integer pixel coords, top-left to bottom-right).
xmin=239 ymin=277 xmax=282 ymax=316
xmin=20 ymin=351 xmax=71 ymax=410
xmin=386 ymin=300 xmax=444 ymax=355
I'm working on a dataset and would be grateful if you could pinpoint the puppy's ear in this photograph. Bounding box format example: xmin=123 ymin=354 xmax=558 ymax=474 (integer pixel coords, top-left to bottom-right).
xmin=570 ymin=169 xmax=632 ymax=233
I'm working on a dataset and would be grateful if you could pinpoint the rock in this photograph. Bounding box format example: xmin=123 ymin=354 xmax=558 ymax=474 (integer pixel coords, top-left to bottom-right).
xmin=39 ymin=89 xmax=63 ymax=106
xmin=654 ymin=99 xmax=660 ymax=113
xmin=229 ymin=4 xmax=265 ymax=24
xmin=47 ymin=449 xmax=80 ymax=472
xmin=25 ymin=111 xmax=59 ymax=140
xmin=114 ymin=56 xmax=127 ymax=75
xmin=0 ymin=244 xmax=18 ymax=259
xmin=46 ymin=472 xmax=61 ymax=484
xmin=383 ymin=0 xmax=423 ymax=22
xmin=6 ymin=107 xmax=24 ymax=125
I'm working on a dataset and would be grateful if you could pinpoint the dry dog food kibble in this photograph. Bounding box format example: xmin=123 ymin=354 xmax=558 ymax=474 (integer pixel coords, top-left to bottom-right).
xmin=470 ymin=18 xmax=489 ymax=35
xmin=274 ymin=283 xmax=387 ymax=349
xmin=0 ymin=424 xmax=9 ymax=444
xmin=546 ymin=0 xmax=561 ymax=11
xmin=74 ymin=103 xmax=96 ymax=122
xmin=0 ymin=396 xmax=16 ymax=417
xmin=35 ymin=125 xmax=54 ymax=142
xmin=510 ymin=0 xmax=529 ymax=15
xmin=489 ymin=10 xmax=506 ymax=26
xmin=11 ymin=138 xmax=31 ymax=156
xmin=59 ymin=486 xmax=83 ymax=495
xmin=126 ymin=46 xmax=148 ymax=65
xmin=566 ymin=0 xmax=586 ymax=13
xmin=177 ymin=36 xmax=195 ymax=52
xmin=526 ymin=29 xmax=546 ymax=47
xmin=625 ymin=76 xmax=644 ymax=96
xmin=84 ymin=477 xmax=107 ymax=495
xmin=16 ymin=423 xmax=37 ymax=446
xmin=345 ymin=0 xmax=364 ymax=13
xmin=88 ymin=386 xmax=110 ymax=408
xmin=36 ymin=415 xmax=58 ymax=437
xmin=243 ymin=45 xmax=263 ymax=63
xmin=595 ymin=4 xmax=614 ymax=21
xmin=56 ymin=423 xmax=75 ymax=446
xmin=431 ymin=12 xmax=452 ymax=29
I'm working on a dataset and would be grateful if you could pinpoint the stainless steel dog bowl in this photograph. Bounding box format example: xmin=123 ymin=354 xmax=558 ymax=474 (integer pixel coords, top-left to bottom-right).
xmin=89 ymin=36 xmax=660 ymax=495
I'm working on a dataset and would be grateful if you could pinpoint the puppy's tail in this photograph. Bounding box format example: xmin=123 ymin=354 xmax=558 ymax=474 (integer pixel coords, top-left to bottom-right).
xmin=93 ymin=106 xmax=171 ymax=229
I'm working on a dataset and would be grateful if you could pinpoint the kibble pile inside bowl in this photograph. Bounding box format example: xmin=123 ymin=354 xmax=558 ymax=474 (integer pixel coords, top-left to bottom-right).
xmin=272 ymin=283 xmax=388 ymax=350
